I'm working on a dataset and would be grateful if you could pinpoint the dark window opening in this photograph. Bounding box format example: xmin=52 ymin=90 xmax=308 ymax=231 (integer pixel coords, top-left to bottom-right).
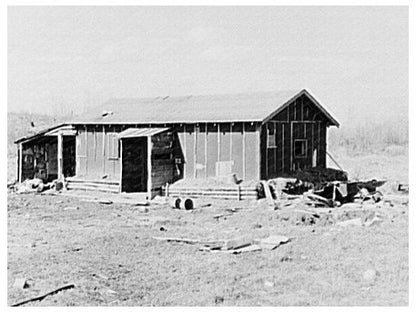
xmin=267 ymin=125 xmax=276 ymax=148
xmin=294 ymin=139 xmax=307 ymax=158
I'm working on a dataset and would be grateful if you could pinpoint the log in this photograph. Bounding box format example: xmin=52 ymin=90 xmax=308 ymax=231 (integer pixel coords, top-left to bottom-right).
xmin=11 ymin=284 xmax=75 ymax=307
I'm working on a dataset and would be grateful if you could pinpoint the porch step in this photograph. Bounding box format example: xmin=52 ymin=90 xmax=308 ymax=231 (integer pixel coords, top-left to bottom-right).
xmin=66 ymin=178 xmax=120 ymax=194
xmin=66 ymin=178 xmax=120 ymax=185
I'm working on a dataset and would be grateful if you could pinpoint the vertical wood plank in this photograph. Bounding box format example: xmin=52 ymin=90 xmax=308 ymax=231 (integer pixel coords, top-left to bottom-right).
xmin=85 ymin=125 xmax=88 ymax=176
xmin=242 ymin=123 xmax=246 ymax=180
xmin=281 ymin=123 xmax=284 ymax=173
xmin=119 ymin=139 xmax=123 ymax=192
xmin=256 ymin=124 xmax=261 ymax=180
xmin=294 ymin=100 xmax=297 ymax=120
xmin=265 ymin=125 xmax=268 ymax=178
xmin=194 ymin=124 xmax=197 ymax=179
xmin=318 ymin=122 xmax=320 ymax=166
xmin=183 ymin=126 xmax=187 ymax=178
xmin=205 ymin=124 xmax=208 ymax=178
xmin=18 ymin=143 xmax=23 ymax=183
xmin=102 ymin=125 xmax=106 ymax=175
xmin=274 ymin=122 xmax=277 ymax=177
xmin=217 ymin=123 xmax=220 ymax=162
xmin=57 ymin=133 xmax=63 ymax=179
xmin=147 ymin=136 xmax=152 ymax=199
xmin=301 ymin=96 xmax=303 ymax=121
xmin=290 ymin=121 xmax=293 ymax=171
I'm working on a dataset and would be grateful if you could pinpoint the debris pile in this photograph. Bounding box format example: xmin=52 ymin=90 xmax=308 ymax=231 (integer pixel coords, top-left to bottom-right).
xmin=9 ymin=178 xmax=67 ymax=195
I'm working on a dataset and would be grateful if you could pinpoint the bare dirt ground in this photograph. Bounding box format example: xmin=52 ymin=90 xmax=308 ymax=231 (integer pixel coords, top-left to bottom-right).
xmin=7 ymin=151 xmax=409 ymax=306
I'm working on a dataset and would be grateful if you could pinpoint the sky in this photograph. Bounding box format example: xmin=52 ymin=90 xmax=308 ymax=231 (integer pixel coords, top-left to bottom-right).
xmin=7 ymin=6 xmax=408 ymax=128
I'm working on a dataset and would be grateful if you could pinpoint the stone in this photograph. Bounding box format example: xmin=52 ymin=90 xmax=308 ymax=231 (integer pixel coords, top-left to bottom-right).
xmin=264 ymin=281 xmax=275 ymax=288
xmin=13 ymin=278 xmax=28 ymax=290
xmin=363 ymin=269 xmax=378 ymax=282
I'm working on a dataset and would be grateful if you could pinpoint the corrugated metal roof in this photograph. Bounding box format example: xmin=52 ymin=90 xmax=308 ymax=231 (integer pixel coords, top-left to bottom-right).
xmin=69 ymin=89 xmax=338 ymax=126
xmin=117 ymin=127 xmax=169 ymax=139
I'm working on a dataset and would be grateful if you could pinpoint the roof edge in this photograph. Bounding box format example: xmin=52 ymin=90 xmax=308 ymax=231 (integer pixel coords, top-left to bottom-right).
xmin=14 ymin=123 xmax=68 ymax=144
xmin=262 ymin=89 xmax=340 ymax=127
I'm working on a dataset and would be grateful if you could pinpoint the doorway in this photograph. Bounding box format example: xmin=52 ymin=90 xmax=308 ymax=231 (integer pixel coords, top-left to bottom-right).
xmin=63 ymin=136 xmax=76 ymax=178
xmin=121 ymin=137 xmax=148 ymax=193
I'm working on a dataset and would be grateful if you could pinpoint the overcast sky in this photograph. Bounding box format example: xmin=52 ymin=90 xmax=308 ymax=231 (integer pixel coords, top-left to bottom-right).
xmin=8 ymin=6 xmax=408 ymax=127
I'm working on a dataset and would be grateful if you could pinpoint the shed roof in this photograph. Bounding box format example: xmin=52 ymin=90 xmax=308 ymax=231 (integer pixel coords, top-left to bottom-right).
xmin=15 ymin=89 xmax=339 ymax=144
xmin=69 ymin=89 xmax=339 ymax=126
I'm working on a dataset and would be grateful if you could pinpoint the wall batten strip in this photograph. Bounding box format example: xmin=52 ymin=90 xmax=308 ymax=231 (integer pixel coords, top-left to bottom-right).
xmin=217 ymin=124 xmax=220 ymax=162
xmin=281 ymin=123 xmax=284 ymax=173
xmin=147 ymin=136 xmax=152 ymax=199
xmin=18 ymin=143 xmax=23 ymax=183
xmin=102 ymin=125 xmax=106 ymax=175
xmin=290 ymin=122 xmax=293 ymax=171
xmin=301 ymin=96 xmax=303 ymax=121
xmin=119 ymin=139 xmax=123 ymax=192
xmin=242 ymin=123 xmax=246 ymax=180
xmin=204 ymin=124 xmax=208 ymax=178
xmin=183 ymin=126 xmax=187 ymax=178
xmin=85 ymin=125 xmax=88 ymax=175
xmin=194 ymin=124 xmax=197 ymax=178
xmin=274 ymin=122 xmax=277 ymax=176
xmin=229 ymin=123 xmax=232 ymax=162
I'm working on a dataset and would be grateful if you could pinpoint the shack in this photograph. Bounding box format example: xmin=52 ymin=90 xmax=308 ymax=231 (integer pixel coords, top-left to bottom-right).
xmin=15 ymin=89 xmax=339 ymax=199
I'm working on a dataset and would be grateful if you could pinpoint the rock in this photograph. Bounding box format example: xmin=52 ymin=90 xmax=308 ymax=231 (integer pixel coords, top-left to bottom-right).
xmin=98 ymin=199 xmax=113 ymax=205
xmin=363 ymin=269 xmax=378 ymax=282
xmin=337 ymin=218 xmax=362 ymax=227
xmin=63 ymin=206 xmax=79 ymax=211
xmin=13 ymin=278 xmax=28 ymax=290
xmin=55 ymin=181 xmax=64 ymax=191
xmin=280 ymin=255 xmax=293 ymax=262
xmin=107 ymin=289 xmax=118 ymax=295
xmin=137 ymin=207 xmax=149 ymax=213
xmin=264 ymin=280 xmax=275 ymax=288
xmin=364 ymin=216 xmax=383 ymax=227
xmin=214 ymin=296 xmax=224 ymax=304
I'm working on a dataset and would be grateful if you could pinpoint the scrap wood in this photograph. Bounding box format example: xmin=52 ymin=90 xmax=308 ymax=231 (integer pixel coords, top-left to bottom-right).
xmin=153 ymin=236 xmax=225 ymax=246
xmin=213 ymin=213 xmax=233 ymax=220
xmin=398 ymin=184 xmax=409 ymax=192
xmin=260 ymin=180 xmax=275 ymax=207
xmin=253 ymin=235 xmax=290 ymax=250
xmin=11 ymin=283 xmax=75 ymax=307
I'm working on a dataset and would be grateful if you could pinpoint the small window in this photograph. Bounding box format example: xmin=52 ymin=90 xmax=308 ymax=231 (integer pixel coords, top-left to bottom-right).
xmin=108 ymin=134 xmax=120 ymax=159
xmin=267 ymin=125 xmax=276 ymax=148
xmin=294 ymin=139 xmax=307 ymax=158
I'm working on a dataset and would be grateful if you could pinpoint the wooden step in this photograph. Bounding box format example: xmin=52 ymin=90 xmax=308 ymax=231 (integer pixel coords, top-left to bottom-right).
xmin=66 ymin=178 xmax=119 ymax=186
xmin=66 ymin=184 xmax=119 ymax=194
xmin=67 ymin=182 xmax=119 ymax=190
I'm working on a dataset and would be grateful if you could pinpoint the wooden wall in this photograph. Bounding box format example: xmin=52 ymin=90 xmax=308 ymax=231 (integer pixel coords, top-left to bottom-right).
xmin=150 ymin=131 xmax=179 ymax=192
xmin=75 ymin=125 xmax=123 ymax=181
xmin=21 ymin=137 xmax=58 ymax=182
xmin=177 ymin=122 xmax=261 ymax=181
xmin=260 ymin=94 xmax=329 ymax=179
xmin=74 ymin=122 xmax=261 ymax=187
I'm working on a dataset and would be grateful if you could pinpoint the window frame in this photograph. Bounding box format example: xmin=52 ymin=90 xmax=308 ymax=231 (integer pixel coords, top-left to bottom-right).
xmin=294 ymin=139 xmax=308 ymax=158
xmin=267 ymin=124 xmax=277 ymax=149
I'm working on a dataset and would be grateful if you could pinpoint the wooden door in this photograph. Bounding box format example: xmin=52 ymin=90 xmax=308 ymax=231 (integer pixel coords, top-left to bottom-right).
xmin=121 ymin=138 xmax=147 ymax=193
